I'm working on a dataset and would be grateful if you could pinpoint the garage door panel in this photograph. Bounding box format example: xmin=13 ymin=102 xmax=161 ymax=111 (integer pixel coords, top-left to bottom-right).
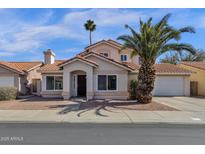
xmin=0 ymin=76 xmax=14 ymax=87
xmin=153 ymin=76 xmax=184 ymax=96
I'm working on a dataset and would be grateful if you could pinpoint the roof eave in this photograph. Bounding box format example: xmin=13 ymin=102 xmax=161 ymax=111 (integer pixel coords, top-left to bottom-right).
xmin=0 ymin=64 xmax=24 ymax=75
xmin=38 ymin=70 xmax=63 ymax=73
xmin=59 ymin=58 xmax=98 ymax=68
xmin=156 ymin=72 xmax=192 ymax=75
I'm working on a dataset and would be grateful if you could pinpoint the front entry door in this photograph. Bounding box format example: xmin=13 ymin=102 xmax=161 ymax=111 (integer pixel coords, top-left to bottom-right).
xmin=77 ymin=75 xmax=86 ymax=97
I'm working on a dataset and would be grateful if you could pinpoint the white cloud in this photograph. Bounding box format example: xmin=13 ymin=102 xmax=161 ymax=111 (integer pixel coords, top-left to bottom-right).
xmin=0 ymin=51 xmax=14 ymax=57
xmin=0 ymin=8 xmax=205 ymax=60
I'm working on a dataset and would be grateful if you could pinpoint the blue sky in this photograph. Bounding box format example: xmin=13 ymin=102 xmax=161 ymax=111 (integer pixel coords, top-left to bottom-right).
xmin=0 ymin=8 xmax=205 ymax=61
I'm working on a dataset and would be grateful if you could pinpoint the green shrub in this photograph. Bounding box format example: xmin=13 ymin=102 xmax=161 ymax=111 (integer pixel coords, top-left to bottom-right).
xmin=129 ymin=80 xmax=138 ymax=100
xmin=0 ymin=87 xmax=17 ymax=101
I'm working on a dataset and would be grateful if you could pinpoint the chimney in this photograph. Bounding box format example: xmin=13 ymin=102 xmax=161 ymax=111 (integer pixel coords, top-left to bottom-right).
xmin=43 ymin=49 xmax=55 ymax=64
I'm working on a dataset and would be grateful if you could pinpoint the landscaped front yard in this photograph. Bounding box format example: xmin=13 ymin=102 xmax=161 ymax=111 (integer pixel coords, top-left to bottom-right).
xmin=0 ymin=96 xmax=70 ymax=110
xmin=0 ymin=96 xmax=178 ymax=111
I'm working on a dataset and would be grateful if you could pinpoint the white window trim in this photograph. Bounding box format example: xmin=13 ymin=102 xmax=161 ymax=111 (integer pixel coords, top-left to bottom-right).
xmin=96 ymin=74 xmax=118 ymax=92
xmin=120 ymin=54 xmax=128 ymax=62
xmin=45 ymin=75 xmax=63 ymax=91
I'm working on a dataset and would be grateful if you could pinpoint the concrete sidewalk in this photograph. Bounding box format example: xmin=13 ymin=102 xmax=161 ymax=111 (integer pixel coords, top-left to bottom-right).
xmin=0 ymin=108 xmax=204 ymax=124
xmin=0 ymin=96 xmax=205 ymax=124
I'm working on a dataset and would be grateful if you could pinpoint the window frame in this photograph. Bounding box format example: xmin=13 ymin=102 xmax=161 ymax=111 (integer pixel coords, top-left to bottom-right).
xmin=120 ymin=54 xmax=128 ymax=62
xmin=45 ymin=75 xmax=63 ymax=91
xmin=100 ymin=52 xmax=109 ymax=57
xmin=97 ymin=74 xmax=118 ymax=91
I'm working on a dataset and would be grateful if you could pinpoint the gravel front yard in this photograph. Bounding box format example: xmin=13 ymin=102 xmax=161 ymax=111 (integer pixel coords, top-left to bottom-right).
xmin=79 ymin=101 xmax=179 ymax=111
xmin=0 ymin=96 xmax=70 ymax=110
xmin=0 ymin=96 xmax=178 ymax=111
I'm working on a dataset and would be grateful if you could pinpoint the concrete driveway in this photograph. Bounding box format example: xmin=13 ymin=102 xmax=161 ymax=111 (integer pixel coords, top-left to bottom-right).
xmin=153 ymin=97 xmax=205 ymax=112
xmin=153 ymin=97 xmax=205 ymax=124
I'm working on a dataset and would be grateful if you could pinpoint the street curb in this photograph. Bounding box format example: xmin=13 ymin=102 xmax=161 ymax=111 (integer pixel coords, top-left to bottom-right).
xmin=0 ymin=121 xmax=204 ymax=125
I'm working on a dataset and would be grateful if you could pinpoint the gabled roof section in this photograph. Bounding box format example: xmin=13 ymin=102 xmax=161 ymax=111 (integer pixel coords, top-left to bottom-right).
xmin=180 ymin=61 xmax=205 ymax=71
xmin=84 ymin=39 xmax=124 ymax=50
xmin=11 ymin=61 xmax=42 ymax=72
xmin=38 ymin=60 xmax=65 ymax=73
xmin=0 ymin=61 xmax=24 ymax=74
xmin=59 ymin=55 xmax=98 ymax=67
xmin=82 ymin=52 xmax=134 ymax=71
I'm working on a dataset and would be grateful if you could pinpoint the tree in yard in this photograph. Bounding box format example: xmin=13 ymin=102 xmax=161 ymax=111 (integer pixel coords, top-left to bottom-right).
xmin=160 ymin=49 xmax=205 ymax=64
xmin=118 ymin=14 xmax=197 ymax=103
xmin=84 ymin=19 xmax=96 ymax=45
xmin=160 ymin=52 xmax=179 ymax=64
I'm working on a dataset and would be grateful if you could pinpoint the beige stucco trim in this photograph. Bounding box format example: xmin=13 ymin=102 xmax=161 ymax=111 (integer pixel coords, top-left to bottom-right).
xmin=41 ymin=90 xmax=63 ymax=98
xmin=94 ymin=91 xmax=129 ymax=100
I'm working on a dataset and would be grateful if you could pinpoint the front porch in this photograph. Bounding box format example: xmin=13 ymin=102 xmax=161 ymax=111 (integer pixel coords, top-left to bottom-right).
xmin=61 ymin=58 xmax=96 ymax=100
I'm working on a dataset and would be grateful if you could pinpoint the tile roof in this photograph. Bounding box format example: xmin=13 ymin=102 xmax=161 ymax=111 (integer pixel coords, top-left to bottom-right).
xmin=180 ymin=61 xmax=205 ymax=71
xmin=59 ymin=55 xmax=98 ymax=67
xmin=11 ymin=61 xmax=42 ymax=72
xmin=0 ymin=61 xmax=24 ymax=74
xmin=154 ymin=63 xmax=192 ymax=74
xmin=122 ymin=62 xmax=140 ymax=70
xmin=122 ymin=62 xmax=192 ymax=74
xmin=38 ymin=60 xmax=65 ymax=72
xmin=84 ymin=39 xmax=123 ymax=50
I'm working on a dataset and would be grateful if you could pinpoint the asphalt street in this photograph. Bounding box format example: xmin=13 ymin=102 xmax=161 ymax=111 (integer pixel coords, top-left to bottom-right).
xmin=0 ymin=123 xmax=205 ymax=145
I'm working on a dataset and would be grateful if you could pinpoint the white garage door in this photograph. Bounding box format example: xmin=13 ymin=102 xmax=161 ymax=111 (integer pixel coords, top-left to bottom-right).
xmin=153 ymin=76 xmax=185 ymax=96
xmin=0 ymin=76 xmax=14 ymax=87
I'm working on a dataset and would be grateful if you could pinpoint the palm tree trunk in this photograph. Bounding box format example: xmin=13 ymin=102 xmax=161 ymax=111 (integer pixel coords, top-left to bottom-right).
xmin=89 ymin=31 xmax=92 ymax=45
xmin=136 ymin=61 xmax=156 ymax=103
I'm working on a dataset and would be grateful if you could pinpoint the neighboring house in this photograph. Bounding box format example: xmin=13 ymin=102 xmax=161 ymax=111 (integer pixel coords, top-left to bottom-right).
xmin=0 ymin=61 xmax=42 ymax=95
xmin=179 ymin=62 xmax=205 ymax=96
xmin=38 ymin=40 xmax=192 ymax=100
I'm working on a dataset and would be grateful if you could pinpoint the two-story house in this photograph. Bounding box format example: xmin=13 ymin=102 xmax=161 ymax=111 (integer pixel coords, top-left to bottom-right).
xmin=38 ymin=39 xmax=192 ymax=100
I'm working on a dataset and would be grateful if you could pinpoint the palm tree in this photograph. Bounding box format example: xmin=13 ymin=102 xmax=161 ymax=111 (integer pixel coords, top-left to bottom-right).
xmin=160 ymin=50 xmax=205 ymax=64
xmin=118 ymin=14 xmax=196 ymax=103
xmin=160 ymin=53 xmax=179 ymax=64
xmin=180 ymin=50 xmax=205 ymax=61
xmin=84 ymin=19 xmax=96 ymax=45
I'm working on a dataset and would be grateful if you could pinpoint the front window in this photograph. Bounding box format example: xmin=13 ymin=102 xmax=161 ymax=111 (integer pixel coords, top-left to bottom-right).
xmin=46 ymin=76 xmax=63 ymax=90
xmin=100 ymin=53 xmax=108 ymax=57
xmin=98 ymin=75 xmax=107 ymax=90
xmin=108 ymin=75 xmax=117 ymax=90
xmin=97 ymin=75 xmax=117 ymax=91
xmin=120 ymin=55 xmax=127 ymax=61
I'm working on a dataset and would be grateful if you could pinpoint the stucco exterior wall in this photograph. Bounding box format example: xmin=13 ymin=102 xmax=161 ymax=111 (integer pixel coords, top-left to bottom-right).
xmin=0 ymin=66 xmax=21 ymax=93
xmin=27 ymin=67 xmax=42 ymax=84
xmin=179 ymin=64 xmax=205 ymax=96
xmin=87 ymin=55 xmax=129 ymax=99
xmin=90 ymin=43 xmax=139 ymax=64
xmin=62 ymin=60 xmax=94 ymax=99
xmin=26 ymin=66 xmax=42 ymax=94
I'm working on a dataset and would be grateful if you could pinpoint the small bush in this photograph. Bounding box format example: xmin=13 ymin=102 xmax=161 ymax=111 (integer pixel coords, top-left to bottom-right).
xmin=0 ymin=87 xmax=17 ymax=101
xmin=129 ymin=80 xmax=138 ymax=100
